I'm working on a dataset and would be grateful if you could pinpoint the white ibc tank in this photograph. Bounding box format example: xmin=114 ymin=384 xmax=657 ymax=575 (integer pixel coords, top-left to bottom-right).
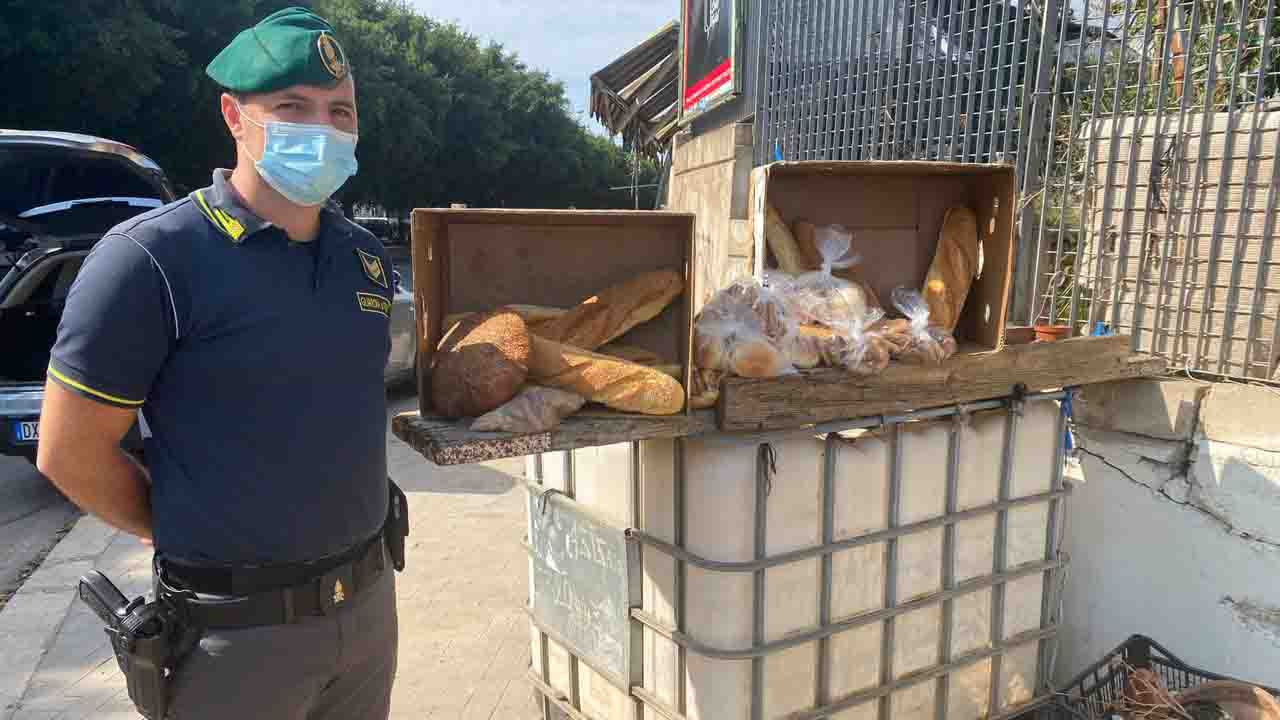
xmin=528 ymin=395 xmax=1067 ymax=720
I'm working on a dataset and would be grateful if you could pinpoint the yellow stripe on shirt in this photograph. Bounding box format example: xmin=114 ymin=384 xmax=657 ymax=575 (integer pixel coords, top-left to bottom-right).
xmin=47 ymin=365 xmax=145 ymax=407
xmin=193 ymin=191 xmax=236 ymax=239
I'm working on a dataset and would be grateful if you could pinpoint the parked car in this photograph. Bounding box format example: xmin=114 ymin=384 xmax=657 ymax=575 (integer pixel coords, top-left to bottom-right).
xmin=0 ymin=130 xmax=416 ymax=466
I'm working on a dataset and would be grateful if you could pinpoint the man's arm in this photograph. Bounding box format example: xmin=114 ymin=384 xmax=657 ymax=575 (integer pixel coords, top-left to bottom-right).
xmin=37 ymin=232 xmax=178 ymax=542
xmin=37 ymin=381 xmax=152 ymax=540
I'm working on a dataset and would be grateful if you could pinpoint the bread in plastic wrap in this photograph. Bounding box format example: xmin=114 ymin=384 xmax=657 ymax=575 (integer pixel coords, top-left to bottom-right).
xmin=694 ymin=276 xmax=798 ymax=379
xmin=791 ymin=225 xmax=876 ymax=326
xmin=689 ymin=368 xmax=723 ymax=410
xmin=471 ymin=386 xmax=587 ymax=434
xmin=889 ymin=288 xmax=958 ymax=365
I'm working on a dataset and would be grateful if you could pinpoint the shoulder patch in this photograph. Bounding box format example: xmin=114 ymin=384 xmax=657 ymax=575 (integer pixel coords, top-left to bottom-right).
xmin=355 ymin=247 xmax=388 ymax=289
xmin=357 ymin=291 xmax=391 ymax=317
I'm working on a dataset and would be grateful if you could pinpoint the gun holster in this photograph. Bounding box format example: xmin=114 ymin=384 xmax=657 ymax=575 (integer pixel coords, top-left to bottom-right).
xmin=385 ymin=477 xmax=409 ymax=572
xmin=78 ymin=570 xmax=200 ymax=720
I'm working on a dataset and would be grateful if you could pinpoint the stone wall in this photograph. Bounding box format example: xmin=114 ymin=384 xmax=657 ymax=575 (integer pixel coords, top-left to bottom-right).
xmin=666 ymin=122 xmax=755 ymax=314
xmin=1057 ymin=378 xmax=1280 ymax=688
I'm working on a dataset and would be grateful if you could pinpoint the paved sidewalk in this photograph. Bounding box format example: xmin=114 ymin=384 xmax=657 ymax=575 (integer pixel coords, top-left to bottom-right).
xmin=0 ymin=396 xmax=540 ymax=720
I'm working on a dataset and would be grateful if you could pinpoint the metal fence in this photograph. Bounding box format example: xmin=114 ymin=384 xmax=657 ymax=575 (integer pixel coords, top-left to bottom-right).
xmin=753 ymin=0 xmax=1280 ymax=381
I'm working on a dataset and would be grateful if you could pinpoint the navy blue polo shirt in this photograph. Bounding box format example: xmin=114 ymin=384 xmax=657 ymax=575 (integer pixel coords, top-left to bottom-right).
xmin=49 ymin=170 xmax=392 ymax=565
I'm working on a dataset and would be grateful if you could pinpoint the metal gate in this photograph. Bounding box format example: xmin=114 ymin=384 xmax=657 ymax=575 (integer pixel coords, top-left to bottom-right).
xmin=753 ymin=0 xmax=1280 ymax=381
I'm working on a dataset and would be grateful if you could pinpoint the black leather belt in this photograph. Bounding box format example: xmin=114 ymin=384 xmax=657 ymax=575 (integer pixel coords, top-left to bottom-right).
xmin=155 ymin=533 xmax=387 ymax=629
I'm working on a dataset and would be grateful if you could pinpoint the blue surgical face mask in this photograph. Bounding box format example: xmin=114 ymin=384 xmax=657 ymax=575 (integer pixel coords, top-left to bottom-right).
xmin=238 ymin=104 xmax=359 ymax=207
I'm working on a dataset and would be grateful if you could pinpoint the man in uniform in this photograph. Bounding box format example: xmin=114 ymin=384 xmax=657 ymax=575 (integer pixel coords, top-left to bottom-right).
xmin=38 ymin=8 xmax=401 ymax=718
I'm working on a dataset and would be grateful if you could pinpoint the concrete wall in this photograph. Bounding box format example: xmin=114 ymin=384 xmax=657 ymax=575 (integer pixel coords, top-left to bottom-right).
xmin=667 ymin=121 xmax=755 ymax=314
xmin=1057 ymin=378 xmax=1280 ymax=688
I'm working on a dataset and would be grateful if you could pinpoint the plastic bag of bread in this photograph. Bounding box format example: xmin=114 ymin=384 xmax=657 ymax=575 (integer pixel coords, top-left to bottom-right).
xmin=866 ymin=316 xmax=913 ymax=355
xmin=694 ymin=315 xmax=796 ymax=378
xmin=890 ymin=288 xmax=958 ymax=365
xmin=701 ymin=274 xmax=796 ymax=346
xmin=792 ymin=226 xmax=874 ymax=326
xmin=471 ymin=386 xmax=586 ymax=434
xmin=785 ymin=312 xmax=891 ymax=375
xmin=836 ymin=310 xmax=894 ymax=375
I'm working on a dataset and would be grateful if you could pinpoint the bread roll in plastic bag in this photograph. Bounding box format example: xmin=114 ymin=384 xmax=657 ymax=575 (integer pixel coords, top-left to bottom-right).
xmin=702 ymin=273 xmax=796 ymax=346
xmin=471 ymin=386 xmax=586 ymax=434
xmin=825 ymin=309 xmax=892 ymax=376
xmin=694 ymin=315 xmax=796 ymax=378
xmin=695 ymin=275 xmax=798 ymax=379
xmin=793 ymin=226 xmax=874 ymax=326
xmin=890 ymin=287 xmax=958 ymax=365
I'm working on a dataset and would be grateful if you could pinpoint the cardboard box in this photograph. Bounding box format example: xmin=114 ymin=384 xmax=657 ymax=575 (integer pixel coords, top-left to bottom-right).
xmin=750 ymin=161 xmax=1017 ymax=352
xmin=410 ymin=209 xmax=697 ymax=417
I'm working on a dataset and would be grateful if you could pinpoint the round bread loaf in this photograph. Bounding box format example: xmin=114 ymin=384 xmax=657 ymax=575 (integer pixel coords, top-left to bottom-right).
xmin=432 ymin=309 xmax=531 ymax=418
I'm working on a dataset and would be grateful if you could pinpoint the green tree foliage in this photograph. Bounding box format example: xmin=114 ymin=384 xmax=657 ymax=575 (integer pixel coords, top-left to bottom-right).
xmin=0 ymin=0 xmax=658 ymax=212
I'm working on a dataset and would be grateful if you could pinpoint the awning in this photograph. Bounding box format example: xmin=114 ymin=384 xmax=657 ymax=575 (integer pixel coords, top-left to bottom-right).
xmin=590 ymin=21 xmax=680 ymax=158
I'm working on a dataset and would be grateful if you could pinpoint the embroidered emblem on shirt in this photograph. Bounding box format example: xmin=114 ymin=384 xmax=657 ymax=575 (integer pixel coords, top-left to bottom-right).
xmin=356 ymin=248 xmax=388 ymax=288
xmin=357 ymin=291 xmax=391 ymax=317
xmin=333 ymin=579 xmax=346 ymax=605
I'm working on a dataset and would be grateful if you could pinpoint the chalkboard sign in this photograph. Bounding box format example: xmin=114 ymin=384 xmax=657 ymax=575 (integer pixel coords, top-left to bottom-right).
xmin=527 ymin=490 xmax=638 ymax=689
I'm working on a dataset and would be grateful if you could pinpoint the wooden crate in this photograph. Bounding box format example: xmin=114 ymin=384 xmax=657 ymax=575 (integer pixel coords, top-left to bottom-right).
xmin=410 ymin=208 xmax=697 ymax=417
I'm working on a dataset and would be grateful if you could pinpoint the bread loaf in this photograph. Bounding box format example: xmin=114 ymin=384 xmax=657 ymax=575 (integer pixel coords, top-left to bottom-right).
xmin=528 ymin=334 xmax=684 ymax=415
xmin=597 ymin=343 xmax=665 ymax=366
xmin=832 ymin=269 xmax=883 ymax=311
xmin=693 ymin=321 xmax=730 ymax=372
xmin=792 ymin=324 xmax=891 ymax=373
xmin=923 ymin=207 xmax=980 ymax=331
xmin=531 ymin=269 xmax=684 ymax=351
xmin=689 ymin=368 xmax=722 ymax=410
xmin=1176 ymin=680 xmax=1280 ymax=720
xmin=714 ymin=279 xmax=792 ymax=342
xmin=445 ymin=304 xmax=566 ymax=330
xmin=432 ymin=310 xmax=530 ymax=418
xmin=785 ymin=326 xmax=826 ymax=368
xmin=791 ymin=220 xmax=823 ymax=270
xmin=729 ymin=338 xmax=791 ymax=378
xmin=764 ymin=204 xmax=807 ymax=274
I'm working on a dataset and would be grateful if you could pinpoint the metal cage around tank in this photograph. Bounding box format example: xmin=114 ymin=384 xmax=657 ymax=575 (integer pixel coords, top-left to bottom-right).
xmin=524 ymin=389 xmax=1072 ymax=720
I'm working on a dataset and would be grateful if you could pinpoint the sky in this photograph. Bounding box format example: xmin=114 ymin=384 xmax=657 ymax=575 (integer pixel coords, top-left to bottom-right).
xmin=407 ymin=1 xmax=678 ymax=133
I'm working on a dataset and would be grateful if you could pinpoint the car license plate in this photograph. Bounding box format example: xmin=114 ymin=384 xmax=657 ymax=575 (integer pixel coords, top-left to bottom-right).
xmin=12 ymin=420 xmax=38 ymax=445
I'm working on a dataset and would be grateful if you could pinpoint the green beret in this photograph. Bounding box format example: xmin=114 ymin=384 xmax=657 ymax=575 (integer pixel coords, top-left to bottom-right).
xmin=206 ymin=7 xmax=349 ymax=94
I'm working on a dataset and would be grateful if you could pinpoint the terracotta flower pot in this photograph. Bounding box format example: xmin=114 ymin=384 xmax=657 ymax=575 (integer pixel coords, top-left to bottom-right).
xmin=1033 ymin=323 xmax=1072 ymax=342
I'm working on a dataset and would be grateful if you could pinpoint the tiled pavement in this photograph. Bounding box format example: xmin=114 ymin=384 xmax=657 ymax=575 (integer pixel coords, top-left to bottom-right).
xmin=0 ymin=394 xmax=541 ymax=720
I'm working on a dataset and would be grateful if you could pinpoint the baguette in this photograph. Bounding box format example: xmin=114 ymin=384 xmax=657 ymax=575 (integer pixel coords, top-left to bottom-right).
xmin=598 ymin=343 xmax=665 ymax=366
xmin=923 ymin=207 xmax=980 ymax=331
xmin=445 ymin=304 xmax=566 ymax=330
xmin=765 ymin=204 xmax=807 ymax=274
xmin=531 ymin=269 xmax=684 ymax=351
xmin=528 ymin=334 xmax=685 ymax=415
xmin=791 ymin=220 xmax=823 ymax=270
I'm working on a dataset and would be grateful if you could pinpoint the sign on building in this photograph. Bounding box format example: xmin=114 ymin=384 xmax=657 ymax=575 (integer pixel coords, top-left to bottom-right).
xmin=681 ymin=0 xmax=740 ymax=121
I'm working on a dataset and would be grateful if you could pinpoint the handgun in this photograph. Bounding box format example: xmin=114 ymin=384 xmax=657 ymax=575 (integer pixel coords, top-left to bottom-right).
xmin=78 ymin=570 xmax=132 ymax=628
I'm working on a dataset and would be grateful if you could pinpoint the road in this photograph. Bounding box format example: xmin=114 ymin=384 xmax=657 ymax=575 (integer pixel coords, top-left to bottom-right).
xmin=0 ymin=456 xmax=79 ymax=605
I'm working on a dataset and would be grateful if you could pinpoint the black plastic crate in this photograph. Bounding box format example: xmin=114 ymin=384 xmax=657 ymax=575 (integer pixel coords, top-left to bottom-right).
xmin=1021 ymin=635 xmax=1280 ymax=719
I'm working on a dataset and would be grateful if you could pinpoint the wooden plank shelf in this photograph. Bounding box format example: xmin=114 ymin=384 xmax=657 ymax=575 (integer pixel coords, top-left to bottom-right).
xmin=392 ymin=409 xmax=717 ymax=467
xmin=391 ymin=335 xmax=1166 ymax=466
xmin=717 ymin=335 xmax=1167 ymax=432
